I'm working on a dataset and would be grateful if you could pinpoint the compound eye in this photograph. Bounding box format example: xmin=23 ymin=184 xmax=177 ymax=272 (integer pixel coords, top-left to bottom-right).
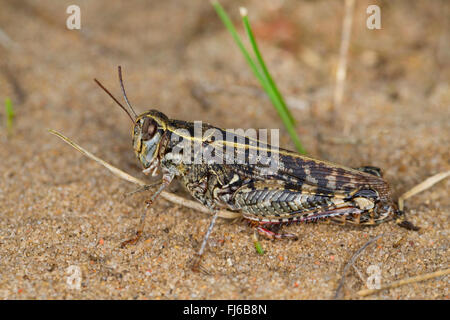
xmin=142 ymin=118 xmax=158 ymax=141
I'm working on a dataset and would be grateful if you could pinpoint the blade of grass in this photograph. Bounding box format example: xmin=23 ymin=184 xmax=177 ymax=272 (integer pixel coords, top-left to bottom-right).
xmin=240 ymin=8 xmax=305 ymax=154
xmin=357 ymin=268 xmax=450 ymax=297
xmin=398 ymin=170 xmax=450 ymax=211
xmin=240 ymin=7 xmax=295 ymax=126
xmin=5 ymin=97 xmax=15 ymax=134
xmin=333 ymin=0 xmax=355 ymax=113
xmin=211 ymin=1 xmax=306 ymax=154
xmin=253 ymin=231 xmax=265 ymax=255
xmin=211 ymin=1 xmax=265 ymax=84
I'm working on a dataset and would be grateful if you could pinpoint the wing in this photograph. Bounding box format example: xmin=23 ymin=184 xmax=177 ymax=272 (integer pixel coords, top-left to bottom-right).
xmin=200 ymin=126 xmax=391 ymax=200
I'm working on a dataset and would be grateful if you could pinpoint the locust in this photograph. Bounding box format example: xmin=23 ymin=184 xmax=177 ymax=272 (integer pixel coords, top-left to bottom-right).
xmin=94 ymin=67 xmax=418 ymax=271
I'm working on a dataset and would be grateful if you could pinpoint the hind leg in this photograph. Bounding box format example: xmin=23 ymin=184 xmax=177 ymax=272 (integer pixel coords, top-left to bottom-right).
xmin=248 ymin=220 xmax=298 ymax=240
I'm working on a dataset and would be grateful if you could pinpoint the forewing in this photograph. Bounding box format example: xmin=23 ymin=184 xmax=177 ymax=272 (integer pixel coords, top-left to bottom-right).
xmin=203 ymin=127 xmax=389 ymax=198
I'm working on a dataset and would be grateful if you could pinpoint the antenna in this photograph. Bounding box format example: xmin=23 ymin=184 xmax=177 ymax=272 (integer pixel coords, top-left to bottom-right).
xmin=118 ymin=66 xmax=138 ymax=118
xmin=94 ymin=78 xmax=135 ymax=123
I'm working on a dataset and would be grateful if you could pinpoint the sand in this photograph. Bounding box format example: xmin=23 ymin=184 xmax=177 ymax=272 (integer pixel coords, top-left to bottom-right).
xmin=0 ymin=0 xmax=448 ymax=299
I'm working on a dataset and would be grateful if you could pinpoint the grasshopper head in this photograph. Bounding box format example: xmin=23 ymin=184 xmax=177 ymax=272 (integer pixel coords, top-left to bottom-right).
xmin=132 ymin=110 xmax=169 ymax=175
xmin=94 ymin=67 xmax=170 ymax=176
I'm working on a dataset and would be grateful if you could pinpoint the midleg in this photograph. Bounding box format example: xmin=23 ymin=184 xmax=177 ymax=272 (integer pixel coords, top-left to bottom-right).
xmin=191 ymin=211 xmax=219 ymax=273
xmin=121 ymin=173 xmax=174 ymax=247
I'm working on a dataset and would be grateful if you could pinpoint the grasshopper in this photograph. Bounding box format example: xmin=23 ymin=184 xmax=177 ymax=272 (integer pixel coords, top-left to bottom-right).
xmin=95 ymin=67 xmax=418 ymax=271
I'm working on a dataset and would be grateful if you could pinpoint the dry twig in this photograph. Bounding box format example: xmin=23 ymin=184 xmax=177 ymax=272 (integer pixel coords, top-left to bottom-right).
xmin=333 ymin=0 xmax=355 ymax=112
xmin=357 ymin=268 xmax=450 ymax=297
xmin=334 ymin=233 xmax=384 ymax=299
xmin=398 ymin=170 xmax=450 ymax=211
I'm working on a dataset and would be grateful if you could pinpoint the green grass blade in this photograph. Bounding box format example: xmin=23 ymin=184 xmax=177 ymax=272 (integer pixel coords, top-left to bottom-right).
xmin=254 ymin=239 xmax=265 ymax=255
xmin=252 ymin=231 xmax=265 ymax=255
xmin=211 ymin=1 xmax=265 ymax=84
xmin=5 ymin=97 xmax=15 ymax=134
xmin=211 ymin=1 xmax=306 ymax=154
xmin=241 ymin=9 xmax=296 ymax=127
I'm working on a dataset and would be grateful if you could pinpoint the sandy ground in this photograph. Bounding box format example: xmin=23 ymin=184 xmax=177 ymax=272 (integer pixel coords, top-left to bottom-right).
xmin=0 ymin=0 xmax=448 ymax=299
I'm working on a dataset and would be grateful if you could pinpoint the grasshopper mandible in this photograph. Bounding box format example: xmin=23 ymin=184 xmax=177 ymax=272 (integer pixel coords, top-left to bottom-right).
xmin=95 ymin=67 xmax=418 ymax=271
